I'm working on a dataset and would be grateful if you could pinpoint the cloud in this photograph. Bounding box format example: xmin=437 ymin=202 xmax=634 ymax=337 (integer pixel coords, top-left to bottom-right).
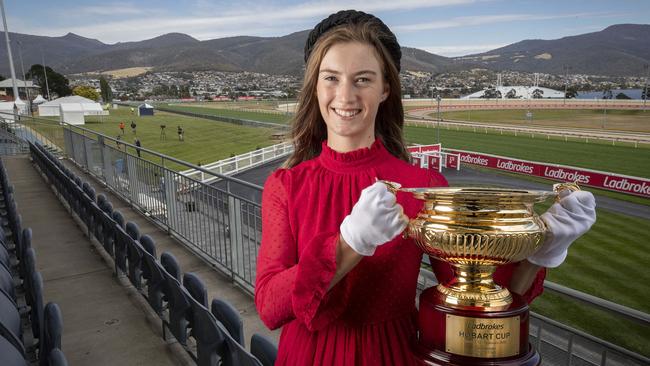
xmin=393 ymin=12 xmax=626 ymax=32
xmin=420 ymin=43 xmax=508 ymax=57
xmin=16 ymin=0 xmax=480 ymax=43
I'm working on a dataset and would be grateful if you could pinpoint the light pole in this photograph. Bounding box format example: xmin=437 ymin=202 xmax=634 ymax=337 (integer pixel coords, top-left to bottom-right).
xmin=1 ymin=0 xmax=20 ymax=103
xmin=436 ymin=94 xmax=441 ymax=143
xmin=41 ymin=51 xmax=51 ymax=100
xmin=642 ymin=64 xmax=648 ymax=112
xmin=563 ymin=65 xmax=571 ymax=105
xmin=16 ymin=40 xmax=31 ymax=115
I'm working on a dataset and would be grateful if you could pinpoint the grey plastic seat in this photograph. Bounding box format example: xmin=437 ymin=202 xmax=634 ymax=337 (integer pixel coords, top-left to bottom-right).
xmin=30 ymin=271 xmax=44 ymax=342
xmin=250 ymin=334 xmax=278 ymax=366
xmin=22 ymin=248 xmax=36 ymax=306
xmin=38 ymin=302 xmax=63 ymax=366
xmin=0 ymin=334 xmax=27 ymax=366
xmin=0 ymin=289 xmax=21 ymax=346
xmin=183 ymin=272 xmax=207 ymax=332
xmin=49 ymin=348 xmax=68 ymax=366
xmin=141 ymin=239 xmax=164 ymax=314
xmin=211 ymin=299 xmax=244 ymax=347
xmin=188 ymin=294 xmax=227 ymax=366
xmin=222 ymin=334 xmax=263 ymax=366
xmin=160 ymin=253 xmax=189 ymax=344
xmin=125 ymin=222 xmax=143 ymax=288
xmin=0 ymin=263 xmax=14 ymax=301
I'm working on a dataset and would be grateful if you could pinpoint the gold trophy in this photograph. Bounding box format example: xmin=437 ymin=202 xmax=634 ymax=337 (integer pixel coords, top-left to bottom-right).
xmin=383 ymin=182 xmax=576 ymax=366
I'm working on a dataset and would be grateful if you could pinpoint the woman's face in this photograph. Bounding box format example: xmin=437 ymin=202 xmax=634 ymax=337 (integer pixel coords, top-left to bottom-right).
xmin=316 ymin=41 xmax=388 ymax=151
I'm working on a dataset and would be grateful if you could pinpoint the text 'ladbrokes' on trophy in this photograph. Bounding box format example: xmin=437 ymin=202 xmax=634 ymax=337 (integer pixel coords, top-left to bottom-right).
xmin=383 ymin=181 xmax=572 ymax=366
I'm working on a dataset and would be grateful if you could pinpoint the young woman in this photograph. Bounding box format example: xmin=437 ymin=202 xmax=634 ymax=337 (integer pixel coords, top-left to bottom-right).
xmin=255 ymin=10 xmax=596 ymax=365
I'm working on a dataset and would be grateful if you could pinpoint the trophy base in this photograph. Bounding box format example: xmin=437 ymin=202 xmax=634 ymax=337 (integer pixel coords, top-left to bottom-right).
xmin=415 ymin=287 xmax=540 ymax=366
xmin=414 ymin=342 xmax=540 ymax=366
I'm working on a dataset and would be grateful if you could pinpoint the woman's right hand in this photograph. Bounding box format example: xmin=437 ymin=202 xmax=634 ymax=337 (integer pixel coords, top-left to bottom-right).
xmin=340 ymin=181 xmax=409 ymax=256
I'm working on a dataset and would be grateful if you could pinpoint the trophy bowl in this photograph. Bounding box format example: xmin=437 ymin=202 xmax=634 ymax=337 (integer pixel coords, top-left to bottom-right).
xmin=383 ymin=182 xmax=556 ymax=310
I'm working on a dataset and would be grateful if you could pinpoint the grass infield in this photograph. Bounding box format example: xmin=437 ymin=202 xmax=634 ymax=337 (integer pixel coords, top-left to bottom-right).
xmin=404 ymin=124 xmax=650 ymax=178
xmin=162 ymin=104 xmax=292 ymax=124
xmin=31 ymin=108 xmax=278 ymax=171
xmin=434 ymin=109 xmax=650 ymax=133
xmin=530 ymin=202 xmax=650 ymax=356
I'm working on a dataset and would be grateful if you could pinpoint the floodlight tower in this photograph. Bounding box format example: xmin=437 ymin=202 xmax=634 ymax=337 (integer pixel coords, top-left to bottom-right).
xmin=1 ymin=0 xmax=20 ymax=102
xmin=643 ymin=64 xmax=648 ymax=112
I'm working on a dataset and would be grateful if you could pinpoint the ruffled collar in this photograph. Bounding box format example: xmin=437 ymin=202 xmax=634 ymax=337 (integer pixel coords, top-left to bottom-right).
xmin=318 ymin=139 xmax=391 ymax=173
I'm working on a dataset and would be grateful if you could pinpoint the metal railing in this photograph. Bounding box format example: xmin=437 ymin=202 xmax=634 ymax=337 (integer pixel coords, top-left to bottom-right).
xmin=180 ymin=141 xmax=293 ymax=183
xmin=14 ymin=112 xmax=649 ymax=365
xmin=405 ymin=118 xmax=650 ymax=147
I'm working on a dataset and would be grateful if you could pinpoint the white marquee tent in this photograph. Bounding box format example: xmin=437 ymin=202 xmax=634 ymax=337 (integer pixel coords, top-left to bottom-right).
xmin=60 ymin=103 xmax=85 ymax=125
xmin=38 ymin=95 xmax=108 ymax=117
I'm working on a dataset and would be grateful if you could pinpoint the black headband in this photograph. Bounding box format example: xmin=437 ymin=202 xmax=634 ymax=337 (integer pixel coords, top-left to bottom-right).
xmin=304 ymin=10 xmax=402 ymax=72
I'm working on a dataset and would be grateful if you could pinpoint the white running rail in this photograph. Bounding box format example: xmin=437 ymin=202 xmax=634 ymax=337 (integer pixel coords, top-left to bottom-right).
xmin=180 ymin=141 xmax=293 ymax=184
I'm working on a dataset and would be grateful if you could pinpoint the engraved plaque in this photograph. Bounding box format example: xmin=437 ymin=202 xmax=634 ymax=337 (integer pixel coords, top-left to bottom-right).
xmin=445 ymin=314 xmax=520 ymax=358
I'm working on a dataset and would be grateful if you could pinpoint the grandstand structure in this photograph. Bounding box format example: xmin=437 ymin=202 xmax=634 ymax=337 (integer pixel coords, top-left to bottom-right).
xmin=462 ymin=74 xmax=565 ymax=99
xmin=0 ymin=111 xmax=648 ymax=365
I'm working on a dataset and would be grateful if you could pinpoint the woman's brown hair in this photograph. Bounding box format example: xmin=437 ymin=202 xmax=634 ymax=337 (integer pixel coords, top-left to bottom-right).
xmin=283 ymin=21 xmax=409 ymax=168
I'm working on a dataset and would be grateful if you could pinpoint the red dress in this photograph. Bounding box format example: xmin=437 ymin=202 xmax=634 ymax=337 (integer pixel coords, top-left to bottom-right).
xmin=255 ymin=140 xmax=545 ymax=366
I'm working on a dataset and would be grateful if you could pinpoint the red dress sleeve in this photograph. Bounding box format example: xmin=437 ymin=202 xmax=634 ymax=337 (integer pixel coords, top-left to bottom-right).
xmin=254 ymin=170 xmax=350 ymax=331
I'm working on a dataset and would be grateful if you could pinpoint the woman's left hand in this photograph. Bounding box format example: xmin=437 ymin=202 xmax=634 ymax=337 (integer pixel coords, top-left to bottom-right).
xmin=527 ymin=190 xmax=597 ymax=268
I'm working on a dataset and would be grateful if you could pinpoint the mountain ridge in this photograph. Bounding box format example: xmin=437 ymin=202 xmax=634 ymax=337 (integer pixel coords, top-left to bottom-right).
xmin=0 ymin=24 xmax=647 ymax=77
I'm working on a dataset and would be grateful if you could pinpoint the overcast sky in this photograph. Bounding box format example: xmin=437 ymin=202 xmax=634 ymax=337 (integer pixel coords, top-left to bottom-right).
xmin=4 ymin=0 xmax=649 ymax=56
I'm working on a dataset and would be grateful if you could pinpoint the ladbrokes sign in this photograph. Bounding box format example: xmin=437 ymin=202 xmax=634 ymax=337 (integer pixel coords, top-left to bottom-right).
xmin=446 ymin=149 xmax=650 ymax=198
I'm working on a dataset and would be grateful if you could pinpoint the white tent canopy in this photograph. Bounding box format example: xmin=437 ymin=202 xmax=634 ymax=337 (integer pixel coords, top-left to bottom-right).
xmin=32 ymin=95 xmax=47 ymax=105
xmin=60 ymin=103 xmax=85 ymax=125
xmin=38 ymin=95 xmax=107 ymax=117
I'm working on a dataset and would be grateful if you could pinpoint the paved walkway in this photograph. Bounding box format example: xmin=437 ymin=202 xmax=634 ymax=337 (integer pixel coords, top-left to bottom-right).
xmin=3 ymin=154 xmax=278 ymax=365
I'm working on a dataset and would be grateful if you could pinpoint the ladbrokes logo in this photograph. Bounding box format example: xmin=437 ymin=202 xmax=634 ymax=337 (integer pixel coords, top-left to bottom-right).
xmin=460 ymin=154 xmax=488 ymax=166
xmin=497 ymin=159 xmax=534 ymax=174
xmin=543 ymin=167 xmax=591 ymax=184
xmin=604 ymin=177 xmax=650 ymax=195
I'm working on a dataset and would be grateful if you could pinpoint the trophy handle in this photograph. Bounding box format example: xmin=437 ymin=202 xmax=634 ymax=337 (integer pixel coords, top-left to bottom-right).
xmin=552 ymin=181 xmax=581 ymax=202
xmin=378 ymin=180 xmax=413 ymax=239
xmin=380 ymin=180 xmax=402 ymax=195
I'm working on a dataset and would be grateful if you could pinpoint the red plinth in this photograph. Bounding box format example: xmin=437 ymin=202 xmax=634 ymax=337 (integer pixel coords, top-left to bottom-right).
xmin=414 ymin=287 xmax=540 ymax=366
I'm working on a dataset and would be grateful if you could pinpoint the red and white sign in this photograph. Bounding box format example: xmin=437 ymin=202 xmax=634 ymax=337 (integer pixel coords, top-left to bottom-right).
xmin=446 ymin=149 xmax=650 ymax=198
xmin=428 ymin=154 xmax=441 ymax=171
xmin=445 ymin=153 xmax=460 ymax=170
xmin=412 ymin=156 xmax=422 ymax=168
xmin=408 ymin=144 xmax=441 ymax=153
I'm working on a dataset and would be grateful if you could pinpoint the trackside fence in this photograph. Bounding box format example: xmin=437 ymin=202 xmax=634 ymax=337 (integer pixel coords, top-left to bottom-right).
xmin=10 ymin=112 xmax=649 ymax=365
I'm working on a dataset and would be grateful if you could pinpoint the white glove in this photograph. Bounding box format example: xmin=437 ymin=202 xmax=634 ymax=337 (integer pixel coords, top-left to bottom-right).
xmin=340 ymin=182 xmax=409 ymax=256
xmin=528 ymin=190 xmax=596 ymax=268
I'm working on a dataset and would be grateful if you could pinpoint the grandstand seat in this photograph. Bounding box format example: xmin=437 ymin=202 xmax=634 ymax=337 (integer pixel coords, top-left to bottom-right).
xmin=0 ymin=334 xmax=27 ymax=366
xmin=0 ymin=258 xmax=14 ymax=301
xmin=211 ymin=298 xmax=244 ymax=347
xmin=160 ymin=252 xmax=181 ymax=298
xmin=160 ymin=253 xmax=189 ymax=345
xmin=0 ymin=288 xmax=21 ymax=346
xmin=183 ymin=273 xmax=207 ymax=331
xmin=49 ymin=348 xmax=68 ymax=366
xmin=222 ymin=333 xmax=263 ymax=366
xmin=18 ymin=228 xmax=32 ymax=280
xmin=38 ymin=302 xmax=62 ymax=366
xmin=30 ymin=271 xmax=44 ymax=342
xmin=187 ymin=293 xmax=227 ymax=366
xmin=141 ymin=240 xmax=164 ymax=314
xmin=250 ymin=334 xmax=278 ymax=366
xmin=125 ymin=222 xmax=144 ymax=288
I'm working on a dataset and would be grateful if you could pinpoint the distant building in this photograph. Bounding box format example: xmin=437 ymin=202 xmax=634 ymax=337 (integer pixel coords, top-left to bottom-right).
xmin=0 ymin=78 xmax=40 ymax=101
xmin=462 ymin=86 xmax=565 ymax=99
